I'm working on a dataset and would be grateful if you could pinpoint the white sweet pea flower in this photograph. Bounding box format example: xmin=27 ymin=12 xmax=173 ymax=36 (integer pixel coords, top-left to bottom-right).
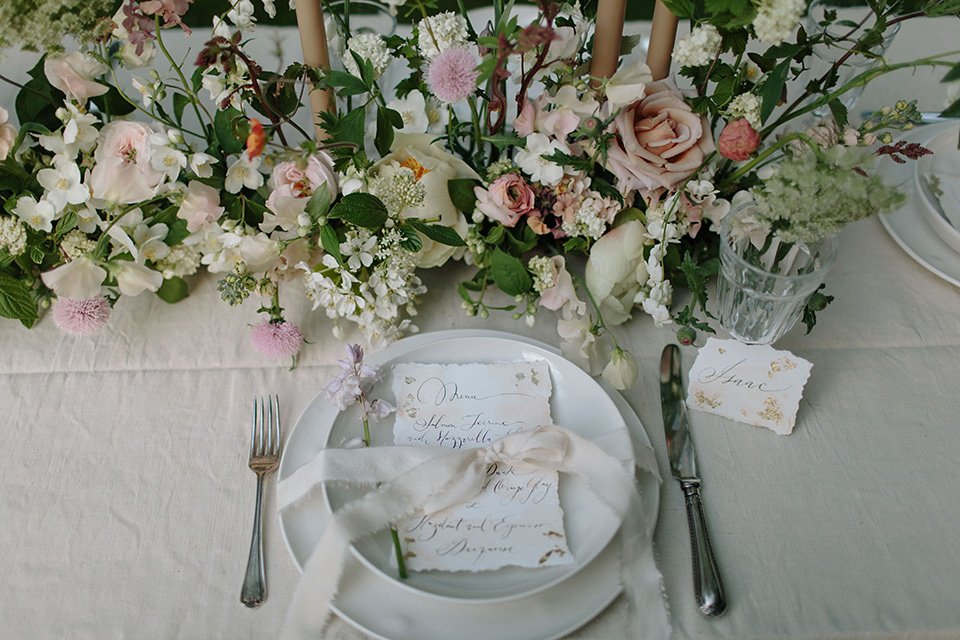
xmin=37 ymin=158 xmax=88 ymax=211
xmin=112 ymin=7 xmax=156 ymax=67
xmin=605 ymin=60 xmax=654 ymax=111
xmin=13 ymin=195 xmax=57 ymax=232
xmin=387 ymin=90 xmax=431 ymax=134
xmin=515 ymin=133 xmax=567 ymax=186
xmin=585 ymin=219 xmax=649 ymax=325
xmin=41 ymin=256 xmax=107 ymax=299
xmin=212 ymin=15 xmax=233 ymax=39
xmin=557 ymin=316 xmax=605 ymax=375
xmin=189 ymin=152 xmax=217 ymax=178
xmin=548 ymin=85 xmax=599 ymax=117
xmin=225 ymin=153 xmax=264 ymax=193
xmin=239 ymin=232 xmax=280 ymax=272
xmin=602 ymin=348 xmax=639 ymax=390
xmin=111 ymin=261 xmax=163 ymax=296
xmin=227 ymin=0 xmax=257 ymax=30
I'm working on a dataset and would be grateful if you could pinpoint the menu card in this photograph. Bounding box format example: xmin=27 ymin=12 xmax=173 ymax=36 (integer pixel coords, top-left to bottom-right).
xmin=391 ymin=361 xmax=572 ymax=572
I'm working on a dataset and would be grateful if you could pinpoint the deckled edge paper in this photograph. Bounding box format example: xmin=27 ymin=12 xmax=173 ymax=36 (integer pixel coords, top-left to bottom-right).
xmin=390 ymin=361 xmax=573 ymax=572
xmin=685 ymin=338 xmax=813 ymax=435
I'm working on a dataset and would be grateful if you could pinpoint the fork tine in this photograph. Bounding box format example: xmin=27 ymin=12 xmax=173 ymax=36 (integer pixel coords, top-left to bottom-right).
xmin=272 ymin=394 xmax=281 ymax=457
xmin=250 ymin=396 xmax=258 ymax=461
xmin=258 ymin=395 xmax=267 ymax=458
xmin=266 ymin=394 xmax=274 ymax=457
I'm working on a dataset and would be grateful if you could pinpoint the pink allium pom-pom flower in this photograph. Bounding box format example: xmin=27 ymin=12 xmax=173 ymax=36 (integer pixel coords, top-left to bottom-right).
xmin=718 ymin=118 xmax=761 ymax=162
xmin=426 ymin=47 xmax=481 ymax=105
xmin=250 ymin=319 xmax=304 ymax=359
xmin=51 ymin=296 xmax=111 ymax=336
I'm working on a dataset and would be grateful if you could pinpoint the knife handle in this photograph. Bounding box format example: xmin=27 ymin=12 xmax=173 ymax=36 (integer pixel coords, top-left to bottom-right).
xmin=682 ymin=480 xmax=726 ymax=617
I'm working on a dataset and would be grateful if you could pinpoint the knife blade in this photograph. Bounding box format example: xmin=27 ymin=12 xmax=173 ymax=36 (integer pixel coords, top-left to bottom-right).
xmin=660 ymin=344 xmax=727 ymax=617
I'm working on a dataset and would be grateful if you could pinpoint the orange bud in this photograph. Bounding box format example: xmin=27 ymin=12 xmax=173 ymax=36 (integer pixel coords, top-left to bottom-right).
xmin=246 ymin=118 xmax=265 ymax=158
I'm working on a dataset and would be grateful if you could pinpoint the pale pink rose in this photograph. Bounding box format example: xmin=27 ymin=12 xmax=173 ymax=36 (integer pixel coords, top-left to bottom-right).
xmin=0 ymin=106 xmax=16 ymax=162
xmin=89 ymin=121 xmax=166 ymax=203
xmin=475 ymin=173 xmax=537 ymax=227
xmin=605 ymin=79 xmax=715 ymax=204
xmin=717 ymin=118 xmax=760 ymax=162
xmin=177 ymin=181 xmax=225 ymax=232
xmin=44 ymin=52 xmax=109 ymax=103
xmin=264 ymin=153 xmax=340 ymax=232
xmin=538 ymin=256 xmax=586 ymax=319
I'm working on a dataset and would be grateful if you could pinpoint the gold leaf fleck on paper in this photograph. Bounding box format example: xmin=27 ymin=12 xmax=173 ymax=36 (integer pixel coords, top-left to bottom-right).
xmin=545 ymin=530 xmax=564 ymax=539
xmin=530 ymin=368 xmax=540 ymax=385
xmin=769 ymin=357 xmax=798 ymax=379
xmin=404 ymin=376 xmax=416 ymax=384
xmin=403 ymin=552 xmax=417 ymax=561
xmin=695 ymin=390 xmax=722 ymax=409
xmin=758 ymin=397 xmax=784 ymax=423
xmin=718 ymin=347 xmax=726 ymax=354
xmin=516 ymin=372 xmax=525 ymax=380
xmin=538 ymin=547 xmax=566 ymax=564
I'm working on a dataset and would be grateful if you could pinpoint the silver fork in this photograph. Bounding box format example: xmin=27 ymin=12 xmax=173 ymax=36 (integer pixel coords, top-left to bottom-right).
xmin=240 ymin=395 xmax=280 ymax=608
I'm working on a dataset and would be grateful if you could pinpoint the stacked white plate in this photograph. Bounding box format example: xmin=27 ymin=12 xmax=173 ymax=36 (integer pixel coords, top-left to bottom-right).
xmin=278 ymin=330 xmax=660 ymax=640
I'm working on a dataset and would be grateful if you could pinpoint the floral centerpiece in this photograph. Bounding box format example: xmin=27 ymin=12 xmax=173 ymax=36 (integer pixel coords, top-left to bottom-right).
xmin=0 ymin=0 xmax=957 ymax=386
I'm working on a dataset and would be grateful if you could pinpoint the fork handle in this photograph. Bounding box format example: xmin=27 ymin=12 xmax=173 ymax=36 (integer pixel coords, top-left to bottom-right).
xmin=241 ymin=474 xmax=266 ymax=607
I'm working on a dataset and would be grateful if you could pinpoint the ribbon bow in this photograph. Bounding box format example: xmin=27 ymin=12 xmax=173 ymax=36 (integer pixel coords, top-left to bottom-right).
xmin=276 ymin=425 xmax=669 ymax=640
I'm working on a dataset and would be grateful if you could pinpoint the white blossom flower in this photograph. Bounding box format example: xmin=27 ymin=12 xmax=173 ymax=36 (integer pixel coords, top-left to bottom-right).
xmin=225 ymin=153 xmax=265 ymax=193
xmin=340 ymin=229 xmax=377 ymax=271
xmin=262 ymin=0 xmax=277 ymax=18
xmin=58 ymin=104 xmax=99 ymax=154
xmin=387 ymin=90 xmax=431 ymax=134
xmin=132 ymin=76 xmax=159 ymax=108
xmin=344 ymin=33 xmax=392 ymax=79
xmin=149 ymin=136 xmax=187 ymax=182
xmin=133 ymin=223 xmax=171 ymax=262
xmin=672 ymin=24 xmax=722 ymax=68
xmin=38 ymin=158 xmax=88 ymax=212
xmin=189 ymin=152 xmax=218 ymax=178
xmin=227 ymin=0 xmax=257 ymax=30
xmin=13 ymin=195 xmax=57 ymax=232
xmin=727 ymin=92 xmax=762 ymax=129
xmin=515 ymin=133 xmax=567 ymax=186
xmin=602 ymin=348 xmax=639 ymax=389
xmin=417 ymin=12 xmax=468 ymax=59
xmin=0 ymin=106 xmax=16 ymax=162
xmin=212 ymin=16 xmax=234 ymax=39
xmin=59 ymin=229 xmax=96 ymax=261
xmin=76 ymin=205 xmax=101 ymax=234
xmin=753 ymin=0 xmax=806 ymax=45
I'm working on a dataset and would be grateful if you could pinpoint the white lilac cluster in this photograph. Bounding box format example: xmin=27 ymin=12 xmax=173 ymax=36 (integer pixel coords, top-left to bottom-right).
xmin=752 ymin=0 xmax=806 ymax=46
xmin=59 ymin=229 xmax=96 ymax=260
xmin=672 ymin=24 xmax=722 ymax=68
xmin=529 ymin=255 xmax=557 ymax=293
xmin=416 ymin=12 xmax=469 ymax=59
xmin=727 ymin=92 xmax=762 ymax=129
xmin=370 ymin=167 xmax=426 ymax=216
xmin=155 ymin=243 xmax=202 ymax=279
xmin=344 ymin=33 xmax=392 ymax=79
xmin=0 ymin=216 xmax=27 ymax=257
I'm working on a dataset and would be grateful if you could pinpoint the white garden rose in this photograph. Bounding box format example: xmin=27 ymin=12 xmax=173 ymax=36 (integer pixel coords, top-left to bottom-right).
xmin=584 ymin=219 xmax=650 ymax=325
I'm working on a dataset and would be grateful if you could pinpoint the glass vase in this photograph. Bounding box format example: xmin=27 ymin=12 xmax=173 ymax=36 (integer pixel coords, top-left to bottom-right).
xmin=716 ymin=202 xmax=838 ymax=345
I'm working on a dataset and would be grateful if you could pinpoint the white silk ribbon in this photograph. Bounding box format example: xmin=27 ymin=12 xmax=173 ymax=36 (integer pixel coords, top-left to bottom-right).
xmin=276 ymin=425 xmax=670 ymax=640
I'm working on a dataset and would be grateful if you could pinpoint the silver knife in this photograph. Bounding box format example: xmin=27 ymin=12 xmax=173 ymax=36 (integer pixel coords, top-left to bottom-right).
xmin=660 ymin=344 xmax=727 ymax=617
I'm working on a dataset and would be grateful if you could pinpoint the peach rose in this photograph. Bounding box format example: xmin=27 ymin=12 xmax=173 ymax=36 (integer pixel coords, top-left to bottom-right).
xmin=605 ymin=79 xmax=715 ymax=204
xmin=475 ymin=173 xmax=537 ymax=227
xmin=89 ymin=121 xmax=166 ymax=204
xmin=717 ymin=118 xmax=761 ymax=162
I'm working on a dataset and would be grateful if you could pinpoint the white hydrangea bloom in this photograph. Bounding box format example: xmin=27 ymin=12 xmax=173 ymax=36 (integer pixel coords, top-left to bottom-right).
xmin=561 ymin=198 xmax=611 ymax=240
xmin=417 ymin=12 xmax=469 ymax=59
xmin=60 ymin=229 xmax=96 ymax=261
xmin=727 ymin=92 xmax=762 ymax=128
xmin=0 ymin=216 xmax=27 ymax=257
xmin=753 ymin=0 xmax=805 ymax=45
xmin=344 ymin=33 xmax=392 ymax=79
xmin=155 ymin=243 xmax=202 ymax=279
xmin=672 ymin=24 xmax=722 ymax=68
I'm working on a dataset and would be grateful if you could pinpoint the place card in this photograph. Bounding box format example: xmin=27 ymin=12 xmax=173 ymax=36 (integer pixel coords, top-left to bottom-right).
xmin=391 ymin=361 xmax=572 ymax=572
xmin=685 ymin=338 xmax=813 ymax=435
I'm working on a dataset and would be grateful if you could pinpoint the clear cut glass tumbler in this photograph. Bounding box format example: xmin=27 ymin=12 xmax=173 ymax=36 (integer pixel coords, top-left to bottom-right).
xmin=716 ymin=203 xmax=838 ymax=345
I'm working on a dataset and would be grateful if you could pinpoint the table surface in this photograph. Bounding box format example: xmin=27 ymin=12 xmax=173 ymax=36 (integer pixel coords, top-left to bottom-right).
xmin=2 ymin=16 xmax=960 ymax=640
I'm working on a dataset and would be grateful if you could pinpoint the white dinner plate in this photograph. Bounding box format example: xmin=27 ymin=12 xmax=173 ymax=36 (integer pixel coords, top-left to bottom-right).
xmin=278 ymin=329 xmax=659 ymax=640
xmin=878 ymin=122 xmax=960 ymax=288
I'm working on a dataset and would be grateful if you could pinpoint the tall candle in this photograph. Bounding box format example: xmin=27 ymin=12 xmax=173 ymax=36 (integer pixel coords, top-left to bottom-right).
xmin=295 ymin=0 xmax=334 ymax=140
xmin=646 ymin=0 xmax=679 ymax=81
xmin=590 ymin=0 xmax=627 ymax=80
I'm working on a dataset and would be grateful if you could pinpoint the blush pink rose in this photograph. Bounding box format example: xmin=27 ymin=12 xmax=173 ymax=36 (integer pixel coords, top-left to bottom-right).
xmin=177 ymin=180 xmax=225 ymax=232
xmin=263 ymin=152 xmax=340 ymax=233
xmin=474 ymin=173 xmax=537 ymax=227
xmin=44 ymin=52 xmax=109 ymax=103
xmin=89 ymin=121 xmax=166 ymax=203
xmin=605 ymin=79 xmax=715 ymax=204
xmin=717 ymin=118 xmax=761 ymax=161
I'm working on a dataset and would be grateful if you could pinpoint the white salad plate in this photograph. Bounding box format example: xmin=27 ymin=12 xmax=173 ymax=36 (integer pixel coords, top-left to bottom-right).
xmin=278 ymin=329 xmax=660 ymax=640
xmin=879 ymin=122 xmax=960 ymax=289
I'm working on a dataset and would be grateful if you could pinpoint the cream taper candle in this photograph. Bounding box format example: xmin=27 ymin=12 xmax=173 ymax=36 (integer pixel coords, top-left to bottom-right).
xmin=646 ymin=0 xmax=679 ymax=81
xmin=590 ymin=0 xmax=627 ymax=80
xmin=294 ymin=0 xmax=334 ymax=140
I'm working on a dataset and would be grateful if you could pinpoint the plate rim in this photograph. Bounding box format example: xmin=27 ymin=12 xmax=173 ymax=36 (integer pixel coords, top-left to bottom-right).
xmin=277 ymin=328 xmax=659 ymax=640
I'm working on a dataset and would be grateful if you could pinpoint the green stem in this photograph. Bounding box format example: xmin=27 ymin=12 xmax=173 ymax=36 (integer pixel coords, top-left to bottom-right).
xmin=570 ymin=271 xmax=619 ymax=351
xmin=155 ymin=18 xmax=214 ymax=133
xmin=360 ymin=406 xmax=407 ymax=579
xmin=108 ymin=65 xmax=205 ymax=138
xmin=724 ymin=132 xmax=810 ymax=184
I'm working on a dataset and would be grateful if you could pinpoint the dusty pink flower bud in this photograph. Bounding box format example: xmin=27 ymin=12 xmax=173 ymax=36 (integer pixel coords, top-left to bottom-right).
xmin=717 ymin=118 xmax=761 ymax=162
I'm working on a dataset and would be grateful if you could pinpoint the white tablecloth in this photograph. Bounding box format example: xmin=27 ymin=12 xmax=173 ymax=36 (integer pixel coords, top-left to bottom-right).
xmin=3 ymin=16 xmax=960 ymax=640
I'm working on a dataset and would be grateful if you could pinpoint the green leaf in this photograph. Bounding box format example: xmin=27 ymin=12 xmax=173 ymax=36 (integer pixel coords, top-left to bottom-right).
xmin=0 ymin=272 xmax=39 ymax=327
xmin=448 ymin=178 xmax=479 ymax=214
xmin=329 ymin=192 xmax=389 ymax=229
xmin=406 ymin=219 xmax=466 ymax=246
xmin=942 ymin=97 xmax=960 ymax=118
xmin=397 ymin=223 xmax=423 ymax=252
xmin=661 ymin=0 xmax=695 ymax=18
xmin=482 ymin=134 xmax=524 ymax=149
xmin=164 ymin=219 xmax=191 ymax=246
xmin=91 ymin=86 xmax=136 ymax=118
xmin=306 ymin=183 xmax=333 ymax=223
xmin=15 ymin=76 xmax=59 ymax=132
xmin=53 ymin=211 xmax=77 ymax=241
xmin=156 ymin=276 xmax=189 ymax=304
xmin=712 ymin=75 xmax=736 ymax=108
xmin=323 ymin=69 xmax=371 ymax=96
xmin=375 ymin=106 xmax=396 ymax=157
xmin=484 ymin=225 xmax=505 ymax=245
xmin=173 ymin=93 xmax=190 ymax=124
xmin=942 ymin=61 xmax=960 ymax=83
xmin=328 ymin=106 xmax=366 ymax=148
xmin=489 ymin=248 xmax=532 ymax=296
xmin=679 ymin=252 xmax=713 ymax=316
xmin=827 ymin=98 xmax=848 ymax=129
xmin=383 ymin=106 xmax=404 ymax=129
xmin=457 ymin=282 xmax=475 ymax=304
xmin=214 ymin=107 xmax=245 ymax=154
xmin=319 ymin=224 xmax=343 ymax=264
xmin=759 ymin=59 xmax=790 ymax=124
